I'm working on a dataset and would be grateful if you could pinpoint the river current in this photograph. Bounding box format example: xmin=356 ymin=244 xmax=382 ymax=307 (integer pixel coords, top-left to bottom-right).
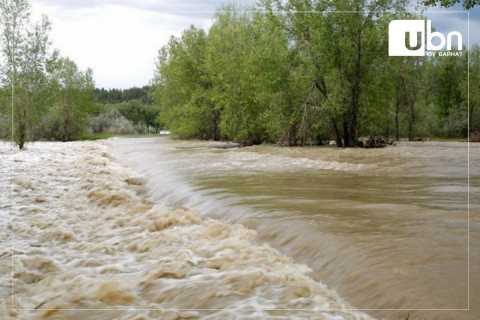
xmin=109 ymin=137 xmax=479 ymax=320
xmin=1 ymin=140 xmax=373 ymax=320
xmin=1 ymin=138 xmax=478 ymax=319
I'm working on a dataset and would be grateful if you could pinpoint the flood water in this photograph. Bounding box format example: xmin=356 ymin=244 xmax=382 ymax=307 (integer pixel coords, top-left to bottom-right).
xmin=1 ymin=141 xmax=375 ymax=320
xmin=109 ymin=137 xmax=480 ymax=320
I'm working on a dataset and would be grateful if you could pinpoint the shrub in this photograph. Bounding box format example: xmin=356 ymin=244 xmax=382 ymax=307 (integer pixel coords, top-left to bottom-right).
xmin=89 ymin=109 xmax=136 ymax=134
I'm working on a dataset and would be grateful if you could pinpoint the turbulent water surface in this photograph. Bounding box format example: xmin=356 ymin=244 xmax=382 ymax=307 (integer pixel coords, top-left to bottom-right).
xmin=108 ymin=137 xmax=479 ymax=320
xmin=1 ymin=140 xmax=374 ymax=320
xmin=0 ymin=138 xmax=478 ymax=320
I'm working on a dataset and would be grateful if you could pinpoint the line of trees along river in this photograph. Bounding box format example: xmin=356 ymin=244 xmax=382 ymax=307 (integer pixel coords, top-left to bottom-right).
xmin=0 ymin=0 xmax=95 ymax=147
xmin=152 ymin=1 xmax=479 ymax=146
xmin=0 ymin=1 xmax=160 ymax=147
xmin=1 ymin=0 xmax=479 ymax=148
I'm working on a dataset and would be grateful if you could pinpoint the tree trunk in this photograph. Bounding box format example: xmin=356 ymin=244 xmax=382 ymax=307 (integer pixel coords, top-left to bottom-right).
xmin=313 ymin=80 xmax=343 ymax=147
xmin=18 ymin=87 xmax=28 ymax=149
xmin=288 ymin=123 xmax=297 ymax=146
xmin=62 ymin=92 xmax=69 ymax=142
xmin=395 ymin=90 xmax=400 ymax=141
xmin=286 ymin=95 xmax=297 ymax=146
xmin=347 ymin=26 xmax=362 ymax=147
xmin=331 ymin=118 xmax=343 ymax=147
xmin=470 ymin=100 xmax=475 ymax=138
xmin=343 ymin=116 xmax=349 ymax=148
xmin=212 ymin=108 xmax=220 ymax=141
xmin=407 ymin=102 xmax=415 ymax=141
xmin=19 ymin=104 xmax=27 ymax=149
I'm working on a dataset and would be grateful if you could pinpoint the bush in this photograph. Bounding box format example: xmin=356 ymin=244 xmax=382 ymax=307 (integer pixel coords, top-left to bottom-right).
xmin=89 ymin=109 xmax=136 ymax=134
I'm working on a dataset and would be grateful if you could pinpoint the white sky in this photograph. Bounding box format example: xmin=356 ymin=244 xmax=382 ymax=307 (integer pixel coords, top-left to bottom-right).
xmin=30 ymin=1 xmax=237 ymax=89
xmin=29 ymin=0 xmax=478 ymax=90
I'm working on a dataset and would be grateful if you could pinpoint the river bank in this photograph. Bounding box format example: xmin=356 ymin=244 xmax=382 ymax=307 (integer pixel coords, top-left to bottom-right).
xmin=0 ymin=141 xmax=373 ymax=320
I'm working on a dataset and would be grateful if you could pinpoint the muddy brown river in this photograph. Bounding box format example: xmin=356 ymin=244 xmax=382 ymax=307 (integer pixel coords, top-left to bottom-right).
xmin=109 ymin=137 xmax=479 ymax=320
xmin=1 ymin=138 xmax=478 ymax=319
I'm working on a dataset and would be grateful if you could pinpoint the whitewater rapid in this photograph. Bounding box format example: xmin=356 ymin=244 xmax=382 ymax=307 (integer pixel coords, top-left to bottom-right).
xmin=0 ymin=141 xmax=373 ymax=319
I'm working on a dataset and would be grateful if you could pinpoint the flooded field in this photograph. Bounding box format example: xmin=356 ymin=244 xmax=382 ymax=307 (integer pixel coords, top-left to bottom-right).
xmin=108 ymin=137 xmax=479 ymax=320
xmin=0 ymin=141 xmax=374 ymax=320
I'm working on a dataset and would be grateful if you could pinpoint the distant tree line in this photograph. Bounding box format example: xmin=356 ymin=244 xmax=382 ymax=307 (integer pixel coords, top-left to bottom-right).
xmin=151 ymin=1 xmax=479 ymax=146
xmin=95 ymin=86 xmax=153 ymax=105
xmin=1 ymin=0 xmax=478 ymax=148
xmin=91 ymin=90 xmax=161 ymax=134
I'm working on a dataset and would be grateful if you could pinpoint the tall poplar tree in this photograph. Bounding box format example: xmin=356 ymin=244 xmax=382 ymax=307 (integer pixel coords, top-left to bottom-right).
xmin=0 ymin=0 xmax=50 ymax=148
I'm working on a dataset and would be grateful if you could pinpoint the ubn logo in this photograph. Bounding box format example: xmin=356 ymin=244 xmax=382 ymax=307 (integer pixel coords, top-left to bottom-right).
xmin=388 ymin=20 xmax=462 ymax=56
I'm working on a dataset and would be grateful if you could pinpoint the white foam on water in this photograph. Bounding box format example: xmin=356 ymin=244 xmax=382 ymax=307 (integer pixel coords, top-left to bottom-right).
xmin=0 ymin=141 xmax=374 ymax=320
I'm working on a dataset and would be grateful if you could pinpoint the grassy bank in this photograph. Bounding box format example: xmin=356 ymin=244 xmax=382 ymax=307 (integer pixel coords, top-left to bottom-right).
xmin=78 ymin=133 xmax=116 ymax=141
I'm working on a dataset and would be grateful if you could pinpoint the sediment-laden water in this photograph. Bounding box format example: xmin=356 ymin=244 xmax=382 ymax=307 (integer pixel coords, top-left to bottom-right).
xmin=108 ymin=137 xmax=480 ymax=320
xmin=0 ymin=141 xmax=375 ymax=320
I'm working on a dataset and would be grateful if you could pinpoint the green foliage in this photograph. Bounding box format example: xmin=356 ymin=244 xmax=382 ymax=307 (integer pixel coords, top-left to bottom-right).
xmin=0 ymin=0 xmax=51 ymax=147
xmin=95 ymin=86 xmax=152 ymax=104
xmin=89 ymin=108 xmax=136 ymax=134
xmin=46 ymin=53 xmax=95 ymax=141
xmin=206 ymin=7 xmax=295 ymax=143
xmin=1 ymin=0 xmax=475 ymax=146
xmin=0 ymin=0 xmax=158 ymax=143
xmin=150 ymin=1 xmax=473 ymax=145
xmin=117 ymin=100 xmax=161 ymax=133
xmin=470 ymin=45 xmax=480 ymax=134
xmin=0 ymin=87 xmax=10 ymax=138
xmin=151 ymin=26 xmax=216 ymax=139
xmin=421 ymin=49 xmax=468 ymax=137
xmin=88 ymin=99 xmax=161 ymax=134
xmin=153 ymin=6 xmax=316 ymax=145
xmin=421 ymin=0 xmax=478 ymax=9
xmin=0 ymin=0 xmax=97 ymax=145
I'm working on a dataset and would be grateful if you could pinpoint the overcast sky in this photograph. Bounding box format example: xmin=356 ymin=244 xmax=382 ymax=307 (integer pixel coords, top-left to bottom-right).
xmin=29 ymin=0 xmax=479 ymax=89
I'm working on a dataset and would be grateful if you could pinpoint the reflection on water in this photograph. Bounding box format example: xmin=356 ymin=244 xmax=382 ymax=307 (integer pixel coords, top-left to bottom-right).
xmin=110 ymin=137 xmax=479 ymax=320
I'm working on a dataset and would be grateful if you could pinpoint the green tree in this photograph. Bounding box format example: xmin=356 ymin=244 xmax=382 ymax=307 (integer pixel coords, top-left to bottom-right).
xmin=469 ymin=45 xmax=480 ymax=135
xmin=422 ymin=0 xmax=478 ymax=9
xmin=421 ymin=50 xmax=468 ymax=137
xmin=149 ymin=0 xmax=472 ymax=145
xmin=46 ymin=53 xmax=95 ymax=141
xmin=0 ymin=0 xmax=51 ymax=148
xmin=384 ymin=55 xmax=425 ymax=141
xmin=118 ymin=99 xmax=160 ymax=133
xmin=172 ymin=6 xmax=314 ymax=145
xmin=263 ymin=0 xmax=409 ymax=147
xmin=152 ymin=26 xmax=216 ymax=139
xmin=206 ymin=7 xmax=297 ymax=144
